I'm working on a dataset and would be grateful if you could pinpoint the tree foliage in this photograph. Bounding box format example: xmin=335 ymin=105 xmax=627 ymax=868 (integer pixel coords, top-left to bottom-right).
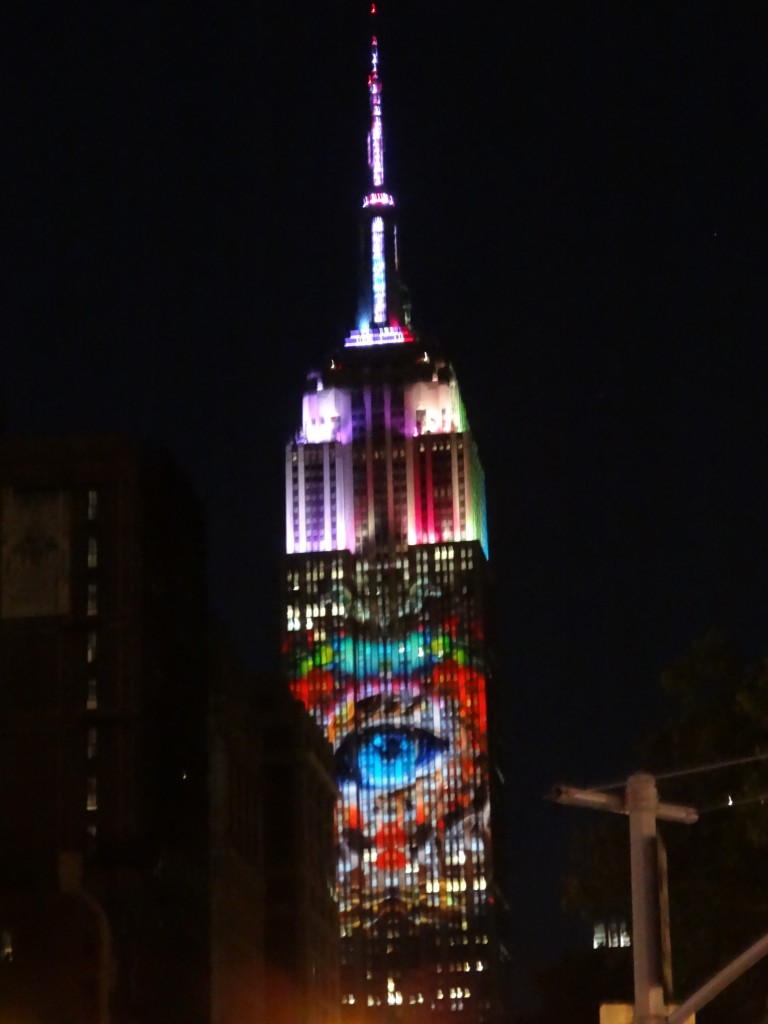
xmin=563 ymin=632 xmax=768 ymax=1024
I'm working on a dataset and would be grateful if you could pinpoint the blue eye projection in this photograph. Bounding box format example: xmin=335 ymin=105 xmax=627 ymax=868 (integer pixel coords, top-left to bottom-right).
xmin=335 ymin=725 xmax=448 ymax=789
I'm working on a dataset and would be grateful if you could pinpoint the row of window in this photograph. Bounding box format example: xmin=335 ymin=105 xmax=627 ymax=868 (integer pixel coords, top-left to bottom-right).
xmin=342 ymin=987 xmax=473 ymax=1008
xmin=86 ymin=490 xmax=100 ymax=833
xmin=286 ymin=554 xmax=479 ymax=599
xmin=425 ymin=876 xmax=487 ymax=893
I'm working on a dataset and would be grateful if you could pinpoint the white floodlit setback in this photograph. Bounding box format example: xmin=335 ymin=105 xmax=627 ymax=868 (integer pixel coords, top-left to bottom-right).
xmin=345 ymin=327 xmax=412 ymax=347
xmin=301 ymin=388 xmax=353 ymax=445
xmin=286 ymin=368 xmax=487 ymax=558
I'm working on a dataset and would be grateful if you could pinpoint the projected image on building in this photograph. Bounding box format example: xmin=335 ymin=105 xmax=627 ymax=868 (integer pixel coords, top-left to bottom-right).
xmin=287 ymin=546 xmax=491 ymax=936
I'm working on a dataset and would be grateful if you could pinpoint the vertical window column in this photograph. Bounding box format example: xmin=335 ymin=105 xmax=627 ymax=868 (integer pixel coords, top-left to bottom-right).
xmin=86 ymin=487 xmax=99 ymax=615
xmin=85 ymin=489 xmax=99 ymax=840
xmin=450 ymin=435 xmax=462 ymax=540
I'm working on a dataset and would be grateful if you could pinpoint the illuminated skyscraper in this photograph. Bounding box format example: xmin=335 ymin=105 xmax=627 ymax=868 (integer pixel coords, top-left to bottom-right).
xmin=284 ymin=8 xmax=505 ymax=1021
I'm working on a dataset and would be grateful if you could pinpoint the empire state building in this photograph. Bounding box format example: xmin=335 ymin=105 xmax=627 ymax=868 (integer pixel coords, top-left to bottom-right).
xmin=283 ymin=8 xmax=506 ymax=1021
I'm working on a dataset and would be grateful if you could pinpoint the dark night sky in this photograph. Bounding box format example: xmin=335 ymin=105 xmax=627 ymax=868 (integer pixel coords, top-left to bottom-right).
xmin=5 ymin=0 xmax=768 ymax=993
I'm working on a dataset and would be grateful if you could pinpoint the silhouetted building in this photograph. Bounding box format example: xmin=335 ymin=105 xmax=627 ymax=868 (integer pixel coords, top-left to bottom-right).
xmin=0 ymin=857 xmax=111 ymax=1024
xmin=258 ymin=680 xmax=340 ymax=1024
xmin=210 ymin=663 xmax=339 ymax=1024
xmin=210 ymin=677 xmax=266 ymax=1024
xmin=283 ymin=10 xmax=507 ymax=1022
xmin=0 ymin=435 xmax=210 ymax=1024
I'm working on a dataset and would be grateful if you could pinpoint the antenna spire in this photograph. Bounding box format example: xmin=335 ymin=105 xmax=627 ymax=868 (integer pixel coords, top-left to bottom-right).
xmin=362 ymin=3 xmax=396 ymax=329
xmin=347 ymin=1 xmax=412 ymax=345
xmin=367 ymin=10 xmax=384 ymax=190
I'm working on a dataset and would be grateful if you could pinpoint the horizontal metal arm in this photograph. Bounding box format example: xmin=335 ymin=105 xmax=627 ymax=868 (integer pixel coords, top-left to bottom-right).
xmin=668 ymin=931 xmax=768 ymax=1024
xmin=550 ymin=785 xmax=697 ymax=824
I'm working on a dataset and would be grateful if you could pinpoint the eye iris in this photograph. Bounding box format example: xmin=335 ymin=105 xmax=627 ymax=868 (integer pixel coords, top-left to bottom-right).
xmin=373 ymin=732 xmax=406 ymax=760
xmin=334 ymin=725 xmax=449 ymax=790
xmin=361 ymin=728 xmax=416 ymax=788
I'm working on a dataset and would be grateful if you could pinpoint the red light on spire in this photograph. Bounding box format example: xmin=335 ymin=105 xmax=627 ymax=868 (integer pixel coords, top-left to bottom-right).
xmin=371 ymin=3 xmax=377 ymax=13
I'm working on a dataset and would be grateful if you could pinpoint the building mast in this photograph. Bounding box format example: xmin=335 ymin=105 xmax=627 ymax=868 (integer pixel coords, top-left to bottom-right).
xmin=352 ymin=2 xmax=410 ymax=344
xmin=366 ymin=7 xmax=387 ymax=197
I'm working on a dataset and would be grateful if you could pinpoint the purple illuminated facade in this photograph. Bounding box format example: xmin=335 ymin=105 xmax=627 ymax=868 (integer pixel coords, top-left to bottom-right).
xmin=283 ymin=9 xmax=506 ymax=1021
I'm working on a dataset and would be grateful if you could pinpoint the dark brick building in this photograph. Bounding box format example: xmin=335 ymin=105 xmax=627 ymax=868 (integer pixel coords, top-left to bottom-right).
xmin=0 ymin=435 xmax=210 ymax=1024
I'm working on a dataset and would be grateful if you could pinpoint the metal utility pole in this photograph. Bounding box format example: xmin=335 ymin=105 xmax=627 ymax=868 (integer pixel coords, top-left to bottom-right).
xmin=627 ymin=773 xmax=667 ymax=1024
xmin=551 ymin=772 xmax=697 ymax=1024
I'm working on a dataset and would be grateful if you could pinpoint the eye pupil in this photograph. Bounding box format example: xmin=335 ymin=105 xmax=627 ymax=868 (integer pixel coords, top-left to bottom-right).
xmin=378 ymin=733 xmax=404 ymax=761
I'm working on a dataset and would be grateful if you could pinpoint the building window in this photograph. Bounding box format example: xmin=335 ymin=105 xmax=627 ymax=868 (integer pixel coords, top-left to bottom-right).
xmin=87 ymin=489 xmax=98 ymax=521
xmin=87 ymin=728 xmax=97 ymax=760
xmin=87 ymin=583 xmax=98 ymax=616
xmin=86 ymin=777 xmax=98 ymax=811
xmin=593 ymin=921 xmax=631 ymax=949
xmin=87 ymin=537 xmax=98 ymax=568
xmin=87 ymin=679 xmax=98 ymax=711
xmin=1 ymin=930 xmax=12 ymax=962
xmin=86 ymin=631 xmax=97 ymax=663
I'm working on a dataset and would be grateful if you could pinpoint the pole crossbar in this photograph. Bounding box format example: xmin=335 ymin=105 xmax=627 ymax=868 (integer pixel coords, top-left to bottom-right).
xmin=550 ymin=772 xmax=696 ymax=1024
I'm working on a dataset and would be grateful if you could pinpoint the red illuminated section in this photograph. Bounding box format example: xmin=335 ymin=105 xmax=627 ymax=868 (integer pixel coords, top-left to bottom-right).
xmin=363 ymin=191 xmax=394 ymax=208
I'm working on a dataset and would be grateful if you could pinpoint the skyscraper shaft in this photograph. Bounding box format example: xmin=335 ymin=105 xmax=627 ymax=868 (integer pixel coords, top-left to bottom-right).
xmin=283 ymin=8 xmax=505 ymax=1020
